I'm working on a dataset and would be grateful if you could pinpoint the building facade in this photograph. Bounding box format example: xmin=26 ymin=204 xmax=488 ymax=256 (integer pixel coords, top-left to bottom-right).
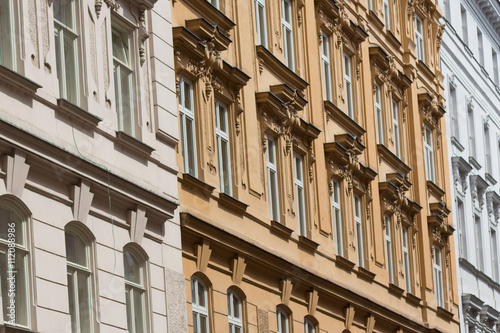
xmin=0 ymin=0 xmax=186 ymax=332
xmin=440 ymin=0 xmax=500 ymax=332
xmin=173 ymin=0 xmax=459 ymax=332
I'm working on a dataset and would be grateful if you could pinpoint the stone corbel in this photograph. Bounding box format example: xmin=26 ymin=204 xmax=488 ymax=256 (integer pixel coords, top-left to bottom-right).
xmin=280 ymin=276 xmax=293 ymax=306
xmin=104 ymin=0 xmax=120 ymax=11
xmin=71 ymin=179 xmax=94 ymax=223
xmin=3 ymin=151 xmax=30 ymax=198
xmin=365 ymin=314 xmax=376 ymax=333
xmin=128 ymin=206 xmax=148 ymax=245
xmin=467 ymin=95 xmax=474 ymax=112
xmin=195 ymin=239 xmax=212 ymax=273
xmin=306 ymin=289 xmax=319 ymax=316
xmin=231 ymin=255 xmax=247 ymax=285
xmin=138 ymin=8 xmax=149 ymax=66
xmin=345 ymin=305 xmax=355 ymax=331
xmin=483 ymin=114 xmax=491 ymax=129
xmin=95 ymin=0 xmax=102 ymax=18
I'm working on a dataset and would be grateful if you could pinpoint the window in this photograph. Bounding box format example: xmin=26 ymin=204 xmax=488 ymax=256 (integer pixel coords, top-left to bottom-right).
xmin=457 ymin=199 xmax=467 ymax=258
xmin=294 ymin=153 xmax=306 ymax=236
xmin=375 ymin=84 xmax=384 ymax=144
xmin=343 ymin=53 xmax=353 ymax=118
xmin=321 ymin=32 xmax=332 ymax=102
xmin=492 ymin=229 xmax=499 ymax=282
xmin=206 ymin=0 xmax=219 ymax=9
xmin=66 ymin=230 xmax=93 ymax=333
xmin=484 ymin=126 xmax=492 ymax=175
xmin=449 ymin=84 xmax=458 ymax=139
xmin=392 ymin=99 xmax=400 ymax=158
xmin=179 ymin=76 xmax=197 ymax=177
xmin=124 ymin=248 xmax=147 ymax=333
xmin=415 ymin=15 xmax=425 ymax=62
xmin=112 ymin=25 xmax=135 ymax=136
xmin=368 ymin=0 xmax=373 ymax=11
xmin=332 ymin=179 xmax=343 ymax=256
xmin=227 ymin=290 xmax=242 ymax=333
xmin=354 ymin=194 xmax=364 ymax=267
xmin=267 ymin=136 xmax=280 ymax=222
xmin=461 ymin=5 xmax=468 ymax=45
xmin=192 ymin=277 xmax=209 ymax=333
xmin=0 ymin=0 xmax=16 ymax=70
xmin=475 ymin=215 xmax=483 ymax=270
xmin=443 ymin=0 xmax=450 ymax=20
xmin=424 ymin=125 xmax=435 ymax=182
xmin=467 ymin=106 xmax=475 ymax=158
xmin=304 ymin=318 xmax=315 ymax=333
xmin=215 ymin=100 xmax=231 ymax=195
xmin=384 ymin=0 xmax=390 ymax=30
xmin=402 ymin=226 xmax=411 ymax=292
xmin=54 ymin=0 xmax=80 ymax=105
xmin=276 ymin=308 xmax=289 ymax=333
xmin=255 ymin=0 xmax=267 ymax=47
xmin=493 ymin=49 xmax=499 ymax=85
xmin=477 ymin=29 xmax=484 ymax=67
xmin=282 ymin=0 xmax=294 ymax=70
xmin=385 ymin=215 xmax=394 ymax=283
xmin=0 ymin=204 xmax=29 ymax=327
xmin=433 ymin=246 xmax=444 ymax=308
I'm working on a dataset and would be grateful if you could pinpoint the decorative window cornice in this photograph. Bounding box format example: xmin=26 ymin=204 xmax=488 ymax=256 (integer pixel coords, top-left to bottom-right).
xmin=451 ymin=156 xmax=472 ymax=194
xmin=486 ymin=191 xmax=500 ymax=226
xmin=462 ymin=294 xmax=484 ymax=321
xmin=470 ymin=175 xmax=488 ymax=211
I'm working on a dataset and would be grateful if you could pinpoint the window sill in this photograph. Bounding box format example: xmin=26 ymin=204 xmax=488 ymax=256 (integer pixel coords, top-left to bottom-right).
xmin=298 ymin=235 xmax=319 ymax=252
xmin=182 ymin=0 xmax=235 ymax=37
xmin=179 ymin=173 xmax=215 ymax=196
xmin=436 ymin=306 xmax=455 ymax=321
xmin=416 ymin=60 xmax=436 ymax=79
xmin=324 ymin=100 xmax=366 ymax=139
xmin=485 ymin=173 xmax=497 ymax=186
xmin=357 ymin=266 xmax=376 ymax=282
xmin=0 ymin=324 xmax=35 ymax=333
xmin=427 ymin=180 xmax=446 ymax=201
xmin=405 ymin=292 xmax=422 ymax=306
xmin=388 ymin=282 xmax=405 ymax=297
xmin=377 ymin=144 xmax=411 ymax=175
xmin=450 ymin=136 xmax=465 ymax=152
xmin=367 ymin=10 xmax=384 ymax=31
xmin=335 ymin=255 xmax=356 ymax=272
xmin=115 ymin=131 xmax=155 ymax=157
xmin=386 ymin=30 xmax=402 ymax=48
xmin=468 ymin=156 xmax=482 ymax=170
xmin=0 ymin=64 xmax=41 ymax=94
xmin=270 ymin=220 xmax=293 ymax=239
xmin=57 ymin=99 xmax=102 ymax=127
xmin=218 ymin=192 xmax=248 ymax=214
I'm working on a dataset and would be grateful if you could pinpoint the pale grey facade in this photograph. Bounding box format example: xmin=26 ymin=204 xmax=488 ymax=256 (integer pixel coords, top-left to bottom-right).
xmin=440 ymin=0 xmax=500 ymax=331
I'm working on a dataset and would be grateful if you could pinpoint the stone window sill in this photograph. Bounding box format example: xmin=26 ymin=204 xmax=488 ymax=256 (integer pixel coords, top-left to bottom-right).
xmin=57 ymin=99 xmax=102 ymax=127
xmin=115 ymin=131 xmax=155 ymax=157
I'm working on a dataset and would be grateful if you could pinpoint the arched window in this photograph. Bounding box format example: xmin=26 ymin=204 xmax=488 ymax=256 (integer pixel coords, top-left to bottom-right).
xmin=191 ymin=276 xmax=209 ymax=333
xmin=65 ymin=228 xmax=93 ymax=333
xmin=304 ymin=317 xmax=316 ymax=333
xmin=123 ymin=247 xmax=147 ymax=333
xmin=227 ymin=290 xmax=242 ymax=333
xmin=276 ymin=307 xmax=289 ymax=333
xmin=0 ymin=201 xmax=30 ymax=327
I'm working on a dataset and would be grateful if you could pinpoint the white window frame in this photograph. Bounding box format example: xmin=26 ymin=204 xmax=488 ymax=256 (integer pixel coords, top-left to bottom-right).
xmin=304 ymin=318 xmax=315 ymax=333
xmin=282 ymin=0 xmax=294 ymax=70
xmin=461 ymin=5 xmax=468 ymax=45
xmin=384 ymin=0 xmax=390 ymax=30
xmin=402 ymin=226 xmax=411 ymax=292
xmin=112 ymin=25 xmax=136 ymax=137
xmin=179 ymin=76 xmax=197 ymax=177
xmin=415 ymin=15 xmax=425 ymax=62
xmin=493 ymin=49 xmax=499 ymax=86
xmin=54 ymin=0 xmax=80 ymax=105
xmin=227 ymin=290 xmax=243 ymax=333
xmin=492 ymin=229 xmax=499 ymax=282
xmin=294 ymin=153 xmax=306 ymax=237
xmin=343 ymin=53 xmax=353 ymax=118
xmin=392 ymin=99 xmax=401 ymax=158
xmin=321 ymin=32 xmax=332 ymax=102
xmin=375 ymin=84 xmax=383 ymax=144
xmin=484 ymin=126 xmax=492 ymax=175
xmin=385 ymin=215 xmax=394 ymax=283
xmin=206 ymin=0 xmax=219 ymax=9
xmin=192 ymin=277 xmax=210 ymax=333
xmin=477 ymin=28 xmax=484 ymax=67
xmin=332 ymin=179 xmax=343 ymax=256
xmin=267 ymin=135 xmax=280 ymax=222
xmin=276 ymin=308 xmax=289 ymax=333
xmin=475 ymin=214 xmax=483 ymax=271
xmin=255 ymin=0 xmax=267 ymax=47
xmin=354 ymin=194 xmax=364 ymax=267
xmin=433 ymin=246 xmax=444 ymax=308
xmin=215 ymin=100 xmax=232 ymax=195
xmin=468 ymin=107 xmax=476 ymax=158
xmin=457 ymin=198 xmax=467 ymax=258
xmin=424 ymin=125 xmax=435 ymax=182
xmin=0 ymin=0 xmax=17 ymax=70
xmin=449 ymin=84 xmax=458 ymax=139
xmin=123 ymin=249 xmax=148 ymax=333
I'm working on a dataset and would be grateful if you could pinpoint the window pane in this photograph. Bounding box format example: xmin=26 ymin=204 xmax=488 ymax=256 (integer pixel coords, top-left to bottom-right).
xmin=186 ymin=117 xmax=196 ymax=175
xmin=112 ymin=30 xmax=130 ymax=66
xmin=124 ymin=251 xmax=142 ymax=285
xmin=67 ymin=271 xmax=77 ymax=332
xmin=232 ymin=294 xmax=240 ymax=319
xmin=198 ymin=281 xmax=206 ymax=307
xmin=65 ymin=232 xmax=88 ymax=267
xmin=119 ymin=69 xmax=134 ymax=135
xmin=200 ymin=314 xmax=208 ymax=333
xmin=63 ymin=33 xmax=78 ymax=104
xmin=126 ymin=287 xmax=133 ymax=332
xmin=0 ymin=0 xmax=15 ymax=69
xmin=77 ymin=272 xmax=92 ymax=333
xmin=133 ymin=288 xmax=145 ymax=332
xmin=54 ymin=0 xmax=74 ymax=29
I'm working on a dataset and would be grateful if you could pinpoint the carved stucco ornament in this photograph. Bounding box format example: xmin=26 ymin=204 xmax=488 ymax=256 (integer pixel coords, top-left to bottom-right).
xmin=139 ymin=9 xmax=149 ymax=65
xmin=104 ymin=0 xmax=120 ymax=11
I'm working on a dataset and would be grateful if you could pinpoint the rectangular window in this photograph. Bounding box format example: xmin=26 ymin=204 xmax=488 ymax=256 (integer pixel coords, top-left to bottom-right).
xmin=178 ymin=77 xmax=197 ymax=177
xmin=449 ymin=85 xmax=458 ymax=139
xmin=277 ymin=308 xmax=289 ymax=333
xmin=282 ymin=0 xmax=294 ymax=70
xmin=433 ymin=246 xmax=444 ymax=308
xmin=267 ymin=136 xmax=280 ymax=222
xmin=493 ymin=49 xmax=499 ymax=85
xmin=475 ymin=215 xmax=483 ymax=270
xmin=227 ymin=291 xmax=242 ymax=333
xmin=191 ymin=277 xmax=209 ymax=333
xmin=54 ymin=0 xmax=80 ymax=105
xmin=375 ymin=84 xmax=384 ymax=145
xmin=354 ymin=194 xmax=364 ymax=267
xmin=402 ymin=226 xmax=411 ymax=292
xmin=384 ymin=0 xmax=390 ymax=30
xmin=368 ymin=0 xmax=372 ymax=10
xmin=392 ymin=99 xmax=401 ymax=158
xmin=461 ymin=5 xmax=468 ymax=45
xmin=0 ymin=0 xmax=16 ymax=70
xmin=215 ymin=100 xmax=231 ymax=195
xmin=415 ymin=15 xmax=425 ymax=62
xmin=255 ymin=0 xmax=267 ymax=47
xmin=478 ymin=29 xmax=484 ymax=66
xmin=321 ymin=32 xmax=332 ymax=102
xmin=443 ymin=0 xmax=450 ymax=19
xmin=112 ymin=26 xmax=135 ymax=137
xmin=492 ymin=229 xmax=499 ymax=282
xmin=294 ymin=153 xmax=306 ymax=236
xmin=468 ymin=106 xmax=476 ymax=158
xmin=343 ymin=53 xmax=353 ymax=118
xmin=332 ymin=179 xmax=343 ymax=256
xmin=484 ymin=126 xmax=492 ymax=175
xmin=424 ymin=126 xmax=435 ymax=182
xmin=123 ymin=250 xmax=147 ymax=333
xmin=206 ymin=0 xmax=219 ymax=9
xmin=385 ymin=215 xmax=394 ymax=283
xmin=457 ymin=199 xmax=467 ymax=258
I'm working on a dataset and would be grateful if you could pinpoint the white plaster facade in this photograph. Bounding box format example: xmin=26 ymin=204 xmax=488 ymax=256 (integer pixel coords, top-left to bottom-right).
xmin=440 ymin=0 xmax=500 ymax=331
xmin=0 ymin=0 xmax=187 ymax=332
